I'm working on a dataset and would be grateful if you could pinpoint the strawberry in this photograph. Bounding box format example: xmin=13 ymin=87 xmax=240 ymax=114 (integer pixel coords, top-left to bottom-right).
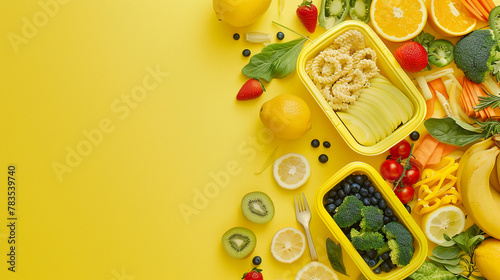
xmin=236 ymin=78 xmax=265 ymax=101
xmin=296 ymin=0 xmax=318 ymax=33
xmin=242 ymin=268 xmax=263 ymax=280
xmin=394 ymin=41 xmax=429 ymax=73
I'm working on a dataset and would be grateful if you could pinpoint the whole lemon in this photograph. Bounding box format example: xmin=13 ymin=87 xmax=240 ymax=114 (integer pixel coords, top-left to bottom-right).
xmin=260 ymin=94 xmax=311 ymax=140
xmin=213 ymin=0 xmax=271 ymax=27
xmin=474 ymin=238 xmax=500 ymax=280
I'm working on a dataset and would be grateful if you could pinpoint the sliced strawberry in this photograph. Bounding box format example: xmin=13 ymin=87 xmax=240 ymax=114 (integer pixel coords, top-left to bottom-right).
xmin=296 ymin=0 xmax=318 ymax=33
xmin=236 ymin=78 xmax=265 ymax=101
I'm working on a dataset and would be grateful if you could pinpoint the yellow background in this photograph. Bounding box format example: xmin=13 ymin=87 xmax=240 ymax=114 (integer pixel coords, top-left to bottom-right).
xmin=0 ymin=0 xmax=496 ymax=279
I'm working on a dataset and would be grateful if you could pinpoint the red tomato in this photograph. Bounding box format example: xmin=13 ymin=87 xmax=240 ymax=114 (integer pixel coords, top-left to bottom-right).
xmin=402 ymin=164 xmax=420 ymax=186
xmin=395 ymin=186 xmax=415 ymax=204
xmin=389 ymin=140 xmax=412 ymax=159
xmin=380 ymin=159 xmax=404 ymax=181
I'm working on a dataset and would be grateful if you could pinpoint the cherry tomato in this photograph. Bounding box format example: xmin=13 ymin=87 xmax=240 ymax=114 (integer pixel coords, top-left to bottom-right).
xmin=402 ymin=164 xmax=420 ymax=186
xmin=395 ymin=186 xmax=415 ymax=204
xmin=380 ymin=159 xmax=404 ymax=181
xmin=389 ymin=140 xmax=412 ymax=159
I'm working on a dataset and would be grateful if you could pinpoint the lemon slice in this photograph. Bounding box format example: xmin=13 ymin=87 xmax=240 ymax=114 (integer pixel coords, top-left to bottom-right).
xmin=295 ymin=261 xmax=338 ymax=280
xmin=271 ymin=227 xmax=306 ymax=263
xmin=422 ymin=205 xmax=466 ymax=244
xmin=273 ymin=153 xmax=311 ymax=190
xmin=370 ymin=0 xmax=427 ymax=42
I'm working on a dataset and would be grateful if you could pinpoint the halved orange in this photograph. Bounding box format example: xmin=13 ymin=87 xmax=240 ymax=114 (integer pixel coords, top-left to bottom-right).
xmin=429 ymin=0 xmax=477 ymax=37
xmin=370 ymin=0 xmax=427 ymax=42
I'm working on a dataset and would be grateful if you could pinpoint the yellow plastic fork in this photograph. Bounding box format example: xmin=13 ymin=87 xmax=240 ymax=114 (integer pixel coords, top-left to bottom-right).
xmin=294 ymin=193 xmax=318 ymax=261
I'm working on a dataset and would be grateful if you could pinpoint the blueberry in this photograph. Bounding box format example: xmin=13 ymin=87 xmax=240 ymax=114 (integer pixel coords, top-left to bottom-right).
xmin=325 ymin=197 xmax=335 ymax=205
xmin=384 ymin=208 xmax=394 ymax=217
xmin=363 ymin=254 xmax=370 ymax=264
xmin=362 ymin=198 xmax=371 ymax=206
xmin=383 ymin=216 xmax=391 ymax=224
xmin=276 ymin=31 xmax=285 ymax=40
xmin=311 ymin=139 xmax=320 ymax=148
xmin=325 ymin=203 xmax=336 ymax=213
xmin=373 ymin=266 xmax=382 ymax=274
xmin=335 ymin=198 xmax=343 ymax=206
xmin=323 ymin=141 xmax=331 ymax=148
xmin=354 ymin=193 xmax=362 ymax=200
xmin=328 ymin=190 xmax=337 ymax=198
xmin=378 ymin=199 xmax=387 ymax=209
xmin=345 ymin=176 xmax=354 ymax=184
xmin=404 ymin=204 xmax=412 ymax=214
xmin=391 ymin=216 xmax=399 ymax=222
xmin=410 ymin=131 xmax=420 ymax=141
xmin=368 ymin=249 xmax=377 ymax=259
xmin=360 ymin=187 xmax=369 ymax=197
xmin=362 ymin=180 xmax=371 ymax=188
xmin=233 ymin=33 xmax=240 ymax=40
xmin=353 ymin=175 xmax=365 ymax=185
xmin=337 ymin=190 xmax=345 ymax=199
xmin=381 ymin=262 xmax=392 ymax=273
xmin=386 ymin=154 xmax=393 ymax=160
xmin=381 ymin=252 xmax=390 ymax=260
xmin=351 ymin=183 xmax=361 ymax=193
xmin=370 ymin=197 xmax=378 ymax=205
xmin=368 ymin=186 xmax=375 ymax=194
xmin=242 ymin=49 xmax=251 ymax=57
xmin=344 ymin=184 xmax=352 ymax=195
xmin=319 ymin=154 xmax=329 ymax=163
xmin=252 ymin=256 xmax=262 ymax=265
xmin=368 ymin=259 xmax=377 ymax=268
xmin=374 ymin=192 xmax=382 ymax=200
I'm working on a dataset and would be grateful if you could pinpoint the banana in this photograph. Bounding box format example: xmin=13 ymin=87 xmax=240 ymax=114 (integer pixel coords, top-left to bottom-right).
xmin=496 ymin=154 xmax=500 ymax=193
xmin=491 ymin=154 xmax=500 ymax=193
xmin=459 ymin=145 xmax=500 ymax=239
xmin=456 ymin=137 xmax=493 ymax=193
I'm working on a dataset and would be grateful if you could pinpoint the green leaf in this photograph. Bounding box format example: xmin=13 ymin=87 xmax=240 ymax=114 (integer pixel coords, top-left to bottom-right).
xmin=413 ymin=31 xmax=436 ymax=52
xmin=242 ymin=38 xmax=307 ymax=82
xmin=467 ymin=235 xmax=485 ymax=251
xmin=439 ymin=239 xmax=456 ymax=247
xmin=444 ymin=264 xmax=463 ymax=275
xmin=326 ymin=238 xmax=349 ymax=276
xmin=470 ymin=274 xmax=488 ymax=280
xmin=443 ymin=234 xmax=452 ymax=241
xmin=254 ymin=146 xmax=278 ymax=175
xmin=432 ymin=245 xmax=462 ymax=259
xmin=407 ymin=261 xmax=456 ymax=280
xmin=424 ymin=117 xmax=486 ymax=146
xmin=427 ymin=255 xmax=461 ymax=266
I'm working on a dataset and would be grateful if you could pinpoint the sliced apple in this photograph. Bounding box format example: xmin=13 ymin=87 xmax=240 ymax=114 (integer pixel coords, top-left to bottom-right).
xmin=362 ymin=87 xmax=410 ymax=124
xmin=369 ymin=81 xmax=414 ymax=117
xmin=356 ymin=94 xmax=400 ymax=130
xmin=349 ymin=103 xmax=392 ymax=137
xmin=344 ymin=106 xmax=385 ymax=141
xmin=336 ymin=111 xmax=377 ymax=146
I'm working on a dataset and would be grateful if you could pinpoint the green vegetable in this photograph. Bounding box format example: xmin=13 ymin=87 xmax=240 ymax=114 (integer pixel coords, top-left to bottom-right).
xmin=326 ymin=238 xmax=349 ymax=276
xmin=359 ymin=206 xmax=383 ymax=231
xmin=454 ymin=29 xmax=500 ymax=84
xmin=489 ymin=6 xmax=500 ymax=41
xmin=428 ymin=39 xmax=454 ymax=68
xmin=350 ymin=228 xmax=384 ymax=251
xmin=413 ymin=31 xmax=436 ymax=71
xmin=241 ymin=37 xmax=307 ymax=82
xmin=407 ymin=260 xmax=456 ymax=280
xmin=424 ymin=117 xmax=500 ymax=146
xmin=318 ymin=0 xmax=350 ymax=30
xmin=332 ymin=195 xmax=363 ymax=228
xmin=381 ymin=222 xmax=415 ymax=267
xmin=348 ymin=0 xmax=371 ymax=23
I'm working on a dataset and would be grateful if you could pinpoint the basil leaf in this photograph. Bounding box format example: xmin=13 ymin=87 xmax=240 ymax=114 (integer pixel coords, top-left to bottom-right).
xmin=443 ymin=234 xmax=452 ymax=241
xmin=242 ymin=38 xmax=307 ymax=83
xmin=467 ymin=235 xmax=485 ymax=251
xmin=439 ymin=239 xmax=456 ymax=247
xmin=444 ymin=264 xmax=463 ymax=275
xmin=424 ymin=117 xmax=485 ymax=146
xmin=471 ymin=275 xmax=488 ymax=280
xmin=326 ymin=238 xmax=349 ymax=276
xmin=427 ymin=255 xmax=461 ymax=266
xmin=432 ymin=245 xmax=462 ymax=259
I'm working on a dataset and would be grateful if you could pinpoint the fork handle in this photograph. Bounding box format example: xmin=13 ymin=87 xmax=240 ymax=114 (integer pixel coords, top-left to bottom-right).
xmin=303 ymin=224 xmax=318 ymax=261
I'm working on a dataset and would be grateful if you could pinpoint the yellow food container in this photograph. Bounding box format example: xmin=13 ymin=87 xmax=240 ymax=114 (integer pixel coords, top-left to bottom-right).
xmin=315 ymin=162 xmax=428 ymax=280
xmin=297 ymin=21 xmax=426 ymax=156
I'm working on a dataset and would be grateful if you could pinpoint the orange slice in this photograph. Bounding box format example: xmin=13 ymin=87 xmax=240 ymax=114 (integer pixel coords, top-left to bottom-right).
xmin=429 ymin=0 xmax=477 ymax=37
xmin=370 ymin=0 xmax=427 ymax=42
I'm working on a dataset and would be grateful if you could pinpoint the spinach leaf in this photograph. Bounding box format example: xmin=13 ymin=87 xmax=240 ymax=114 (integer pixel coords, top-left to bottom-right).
xmin=242 ymin=38 xmax=307 ymax=82
xmin=427 ymin=255 xmax=461 ymax=266
xmin=326 ymin=238 xmax=349 ymax=276
xmin=424 ymin=117 xmax=485 ymax=146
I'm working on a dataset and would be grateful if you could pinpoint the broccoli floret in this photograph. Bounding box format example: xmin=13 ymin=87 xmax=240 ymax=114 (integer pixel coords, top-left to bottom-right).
xmin=333 ymin=196 xmax=364 ymax=228
xmin=350 ymin=228 xmax=385 ymax=251
xmin=454 ymin=29 xmax=500 ymax=83
xmin=360 ymin=206 xmax=384 ymax=231
xmin=380 ymin=222 xmax=415 ymax=267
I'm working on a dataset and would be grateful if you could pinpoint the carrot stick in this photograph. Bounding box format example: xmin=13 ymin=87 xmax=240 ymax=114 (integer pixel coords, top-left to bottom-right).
xmin=482 ymin=0 xmax=495 ymax=12
xmin=478 ymin=0 xmax=492 ymax=13
xmin=425 ymin=85 xmax=437 ymax=119
xmin=461 ymin=79 xmax=475 ymax=116
xmin=412 ymin=134 xmax=440 ymax=168
xmin=456 ymin=76 xmax=465 ymax=87
xmin=471 ymin=81 xmax=494 ymax=119
xmin=429 ymin=78 xmax=449 ymax=99
xmin=442 ymin=143 xmax=458 ymax=157
xmin=427 ymin=143 xmax=445 ymax=166
xmin=468 ymin=0 xmax=490 ymax=20
xmin=461 ymin=0 xmax=488 ymax=20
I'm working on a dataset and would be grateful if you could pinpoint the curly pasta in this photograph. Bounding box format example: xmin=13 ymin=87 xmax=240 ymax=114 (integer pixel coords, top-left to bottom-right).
xmin=305 ymin=30 xmax=379 ymax=111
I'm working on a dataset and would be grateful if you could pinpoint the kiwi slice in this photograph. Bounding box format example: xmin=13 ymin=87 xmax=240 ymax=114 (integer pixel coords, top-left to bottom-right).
xmin=241 ymin=191 xmax=275 ymax=224
xmin=221 ymin=227 xmax=256 ymax=259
